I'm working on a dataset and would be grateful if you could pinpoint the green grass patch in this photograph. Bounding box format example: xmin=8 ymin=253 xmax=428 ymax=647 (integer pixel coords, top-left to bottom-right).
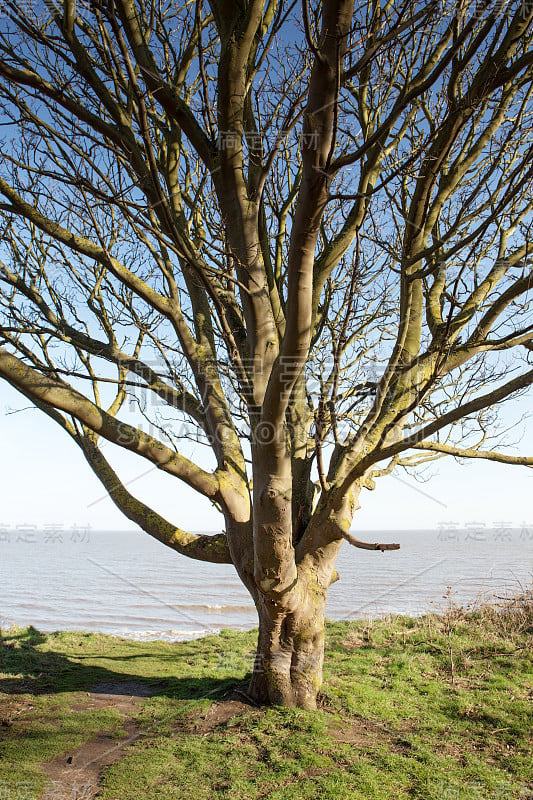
xmin=1 ymin=598 xmax=532 ymax=800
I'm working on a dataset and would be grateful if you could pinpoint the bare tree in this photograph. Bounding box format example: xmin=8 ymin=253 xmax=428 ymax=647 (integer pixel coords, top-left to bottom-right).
xmin=1 ymin=0 xmax=533 ymax=707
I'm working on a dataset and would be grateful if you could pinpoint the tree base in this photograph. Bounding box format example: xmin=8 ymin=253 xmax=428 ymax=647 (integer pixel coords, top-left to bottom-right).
xmin=246 ymin=597 xmax=325 ymax=709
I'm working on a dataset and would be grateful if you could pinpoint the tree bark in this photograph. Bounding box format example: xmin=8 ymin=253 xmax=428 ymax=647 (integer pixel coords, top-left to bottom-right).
xmin=247 ymin=561 xmax=333 ymax=710
xmin=248 ymin=597 xmax=326 ymax=709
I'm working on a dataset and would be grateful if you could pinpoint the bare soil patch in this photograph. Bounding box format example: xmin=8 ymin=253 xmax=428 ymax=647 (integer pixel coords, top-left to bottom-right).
xmin=40 ymin=681 xmax=157 ymax=800
xmin=328 ymin=714 xmax=416 ymax=754
xmin=41 ymin=722 xmax=142 ymax=799
xmin=177 ymin=696 xmax=254 ymax=734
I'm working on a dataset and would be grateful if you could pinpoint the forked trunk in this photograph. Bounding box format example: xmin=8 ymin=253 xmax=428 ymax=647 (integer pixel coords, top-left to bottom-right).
xmin=247 ymin=575 xmax=329 ymax=709
xmin=231 ymin=449 xmax=351 ymax=708
xmin=225 ymin=514 xmax=331 ymax=709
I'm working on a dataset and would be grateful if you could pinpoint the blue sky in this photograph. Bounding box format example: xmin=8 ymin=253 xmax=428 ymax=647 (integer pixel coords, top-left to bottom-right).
xmin=2 ymin=380 xmax=532 ymax=533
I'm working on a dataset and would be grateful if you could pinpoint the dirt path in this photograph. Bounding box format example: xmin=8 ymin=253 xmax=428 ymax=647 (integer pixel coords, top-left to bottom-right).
xmin=40 ymin=681 xmax=155 ymax=800
xmin=39 ymin=684 xmax=253 ymax=799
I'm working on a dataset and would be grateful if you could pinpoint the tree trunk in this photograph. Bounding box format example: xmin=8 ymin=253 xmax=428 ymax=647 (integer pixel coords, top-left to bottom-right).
xmin=247 ymin=581 xmax=327 ymax=710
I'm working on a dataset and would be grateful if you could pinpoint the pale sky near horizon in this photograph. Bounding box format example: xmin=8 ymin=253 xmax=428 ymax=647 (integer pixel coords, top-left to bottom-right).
xmin=1 ymin=380 xmax=532 ymax=533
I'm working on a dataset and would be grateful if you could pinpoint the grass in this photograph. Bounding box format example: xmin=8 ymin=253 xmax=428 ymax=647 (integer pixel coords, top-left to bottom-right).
xmin=0 ymin=593 xmax=532 ymax=800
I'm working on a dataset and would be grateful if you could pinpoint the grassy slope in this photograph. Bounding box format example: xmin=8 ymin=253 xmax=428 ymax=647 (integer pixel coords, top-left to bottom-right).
xmin=0 ymin=602 xmax=531 ymax=800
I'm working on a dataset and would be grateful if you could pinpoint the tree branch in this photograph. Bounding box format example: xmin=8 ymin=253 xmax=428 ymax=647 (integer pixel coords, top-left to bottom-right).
xmin=412 ymin=441 xmax=533 ymax=467
xmin=0 ymin=347 xmax=221 ymax=499
xmin=79 ymin=434 xmax=232 ymax=563
xmin=342 ymin=530 xmax=400 ymax=551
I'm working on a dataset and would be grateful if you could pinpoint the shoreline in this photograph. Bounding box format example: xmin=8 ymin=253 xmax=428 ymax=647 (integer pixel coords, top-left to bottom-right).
xmin=2 ymin=586 xmax=531 ymax=644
